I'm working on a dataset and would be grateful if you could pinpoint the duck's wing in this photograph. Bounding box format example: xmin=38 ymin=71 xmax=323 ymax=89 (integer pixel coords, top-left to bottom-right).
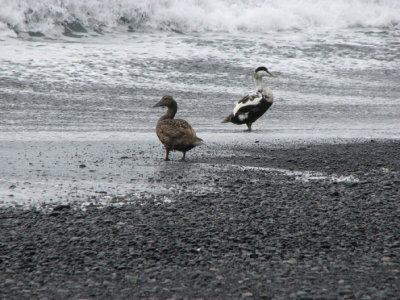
xmin=237 ymin=94 xmax=252 ymax=105
xmin=157 ymin=119 xmax=196 ymax=139
xmin=233 ymin=93 xmax=262 ymax=116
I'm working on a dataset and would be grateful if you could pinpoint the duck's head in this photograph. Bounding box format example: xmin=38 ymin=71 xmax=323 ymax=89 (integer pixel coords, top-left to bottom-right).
xmin=253 ymin=66 xmax=275 ymax=81
xmin=153 ymin=95 xmax=176 ymax=108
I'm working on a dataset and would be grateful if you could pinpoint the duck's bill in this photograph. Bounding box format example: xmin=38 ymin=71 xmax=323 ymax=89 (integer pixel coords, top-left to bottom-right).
xmin=152 ymin=102 xmax=161 ymax=108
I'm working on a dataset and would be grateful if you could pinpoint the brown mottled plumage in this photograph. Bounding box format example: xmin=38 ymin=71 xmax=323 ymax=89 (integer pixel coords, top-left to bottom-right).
xmin=153 ymin=95 xmax=204 ymax=161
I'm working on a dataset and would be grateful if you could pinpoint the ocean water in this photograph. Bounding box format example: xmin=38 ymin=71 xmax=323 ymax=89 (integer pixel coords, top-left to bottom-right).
xmin=0 ymin=0 xmax=399 ymax=207
xmin=1 ymin=0 xmax=399 ymax=141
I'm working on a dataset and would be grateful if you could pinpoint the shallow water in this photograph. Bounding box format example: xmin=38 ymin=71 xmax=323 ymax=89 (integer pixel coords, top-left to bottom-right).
xmin=0 ymin=138 xmax=365 ymax=209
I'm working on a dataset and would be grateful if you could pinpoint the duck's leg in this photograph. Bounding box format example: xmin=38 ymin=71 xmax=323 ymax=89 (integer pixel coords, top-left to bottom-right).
xmin=180 ymin=151 xmax=186 ymax=161
xmin=164 ymin=149 xmax=170 ymax=161
xmin=246 ymin=123 xmax=252 ymax=132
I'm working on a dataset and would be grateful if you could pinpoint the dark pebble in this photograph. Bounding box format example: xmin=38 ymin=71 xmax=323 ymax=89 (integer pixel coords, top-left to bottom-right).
xmin=53 ymin=204 xmax=71 ymax=211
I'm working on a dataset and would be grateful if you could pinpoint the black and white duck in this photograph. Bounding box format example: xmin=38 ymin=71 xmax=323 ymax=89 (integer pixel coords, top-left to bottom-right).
xmin=223 ymin=66 xmax=275 ymax=132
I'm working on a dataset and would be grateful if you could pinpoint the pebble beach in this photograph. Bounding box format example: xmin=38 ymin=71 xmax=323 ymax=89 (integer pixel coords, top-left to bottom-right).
xmin=1 ymin=140 xmax=399 ymax=299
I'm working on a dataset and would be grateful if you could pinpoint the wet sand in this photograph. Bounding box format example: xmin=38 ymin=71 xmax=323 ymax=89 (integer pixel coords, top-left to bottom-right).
xmin=0 ymin=139 xmax=399 ymax=299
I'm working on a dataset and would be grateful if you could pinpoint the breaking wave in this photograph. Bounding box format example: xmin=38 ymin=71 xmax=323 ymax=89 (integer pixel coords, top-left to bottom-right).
xmin=1 ymin=0 xmax=399 ymax=38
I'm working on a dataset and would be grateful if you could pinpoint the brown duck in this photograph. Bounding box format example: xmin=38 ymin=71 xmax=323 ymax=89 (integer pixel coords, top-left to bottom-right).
xmin=153 ymin=95 xmax=204 ymax=161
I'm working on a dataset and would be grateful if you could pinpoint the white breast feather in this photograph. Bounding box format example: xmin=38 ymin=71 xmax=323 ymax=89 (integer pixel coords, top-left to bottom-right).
xmin=262 ymin=88 xmax=274 ymax=104
xmin=258 ymin=86 xmax=274 ymax=103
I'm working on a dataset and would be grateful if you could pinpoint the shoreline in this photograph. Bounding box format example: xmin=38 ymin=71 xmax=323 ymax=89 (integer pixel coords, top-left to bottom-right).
xmin=1 ymin=135 xmax=399 ymax=210
xmin=1 ymin=140 xmax=399 ymax=298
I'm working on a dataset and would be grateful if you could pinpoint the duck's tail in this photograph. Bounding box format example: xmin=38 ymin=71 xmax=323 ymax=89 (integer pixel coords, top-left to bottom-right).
xmin=194 ymin=137 xmax=206 ymax=146
xmin=222 ymin=113 xmax=233 ymax=123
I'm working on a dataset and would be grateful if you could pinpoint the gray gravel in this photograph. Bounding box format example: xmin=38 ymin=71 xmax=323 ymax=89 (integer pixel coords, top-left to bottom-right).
xmin=1 ymin=140 xmax=399 ymax=299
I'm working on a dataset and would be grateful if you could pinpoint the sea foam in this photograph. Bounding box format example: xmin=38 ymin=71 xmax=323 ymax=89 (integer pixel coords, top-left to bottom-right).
xmin=0 ymin=0 xmax=399 ymax=38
